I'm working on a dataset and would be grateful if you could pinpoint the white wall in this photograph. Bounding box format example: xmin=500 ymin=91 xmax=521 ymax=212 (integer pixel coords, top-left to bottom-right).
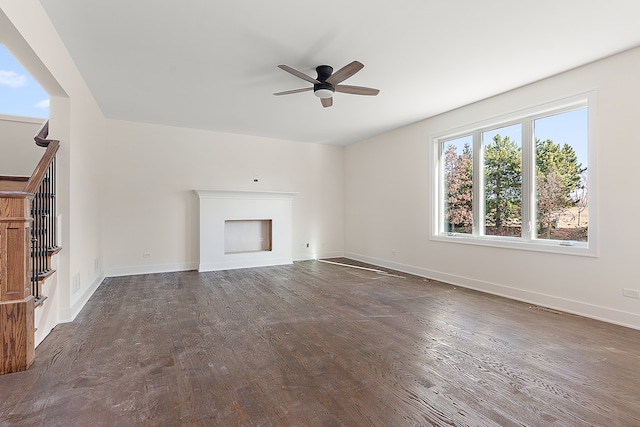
xmin=1 ymin=2 xmax=107 ymax=342
xmin=0 ymin=115 xmax=44 ymax=176
xmin=102 ymin=119 xmax=344 ymax=276
xmin=345 ymin=47 xmax=640 ymax=330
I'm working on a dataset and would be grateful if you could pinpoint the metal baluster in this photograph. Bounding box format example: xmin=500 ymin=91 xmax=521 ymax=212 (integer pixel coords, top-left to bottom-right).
xmin=44 ymin=170 xmax=48 ymax=252
xmin=31 ymin=196 xmax=37 ymax=298
xmin=45 ymin=169 xmax=50 ymax=270
xmin=42 ymin=179 xmax=47 ymax=273
xmin=43 ymin=176 xmax=48 ymax=274
xmin=52 ymin=158 xmax=56 ymax=249
xmin=39 ymin=180 xmax=44 ymax=294
xmin=34 ymin=190 xmax=40 ymax=298
xmin=52 ymin=157 xmax=59 ymax=248
xmin=49 ymin=157 xmax=58 ymax=249
xmin=49 ymin=164 xmax=53 ymax=250
xmin=38 ymin=183 xmax=43 ymax=297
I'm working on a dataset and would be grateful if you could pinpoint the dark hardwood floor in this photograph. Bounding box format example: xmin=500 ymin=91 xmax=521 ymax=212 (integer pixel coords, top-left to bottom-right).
xmin=1 ymin=259 xmax=639 ymax=426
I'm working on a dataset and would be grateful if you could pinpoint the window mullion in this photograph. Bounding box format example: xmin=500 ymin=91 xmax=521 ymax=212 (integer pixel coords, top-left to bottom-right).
xmin=473 ymin=131 xmax=484 ymax=237
xmin=521 ymin=119 xmax=534 ymax=241
xmin=437 ymin=140 xmax=445 ymax=235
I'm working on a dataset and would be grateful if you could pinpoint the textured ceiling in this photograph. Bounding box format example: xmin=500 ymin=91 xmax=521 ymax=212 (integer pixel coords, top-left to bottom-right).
xmin=39 ymin=0 xmax=640 ymax=145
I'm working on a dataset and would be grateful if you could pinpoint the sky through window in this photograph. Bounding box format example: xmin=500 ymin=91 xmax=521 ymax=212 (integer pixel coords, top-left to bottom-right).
xmin=0 ymin=44 xmax=49 ymax=118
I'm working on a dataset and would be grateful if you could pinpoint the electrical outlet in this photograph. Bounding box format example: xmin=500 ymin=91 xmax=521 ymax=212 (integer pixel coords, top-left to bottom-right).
xmin=623 ymin=288 xmax=640 ymax=299
xmin=143 ymin=253 xmax=151 ymax=259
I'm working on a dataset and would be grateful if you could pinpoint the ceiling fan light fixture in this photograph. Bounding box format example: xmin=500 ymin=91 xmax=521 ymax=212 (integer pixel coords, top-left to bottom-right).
xmin=276 ymin=61 xmax=378 ymax=107
xmin=314 ymin=88 xmax=334 ymax=99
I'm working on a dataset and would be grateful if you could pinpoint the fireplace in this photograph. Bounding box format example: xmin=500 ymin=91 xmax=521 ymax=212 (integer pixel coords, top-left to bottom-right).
xmin=195 ymin=190 xmax=296 ymax=271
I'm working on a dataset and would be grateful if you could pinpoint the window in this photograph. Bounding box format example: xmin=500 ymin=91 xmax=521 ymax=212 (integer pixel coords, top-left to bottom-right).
xmin=433 ymin=93 xmax=595 ymax=256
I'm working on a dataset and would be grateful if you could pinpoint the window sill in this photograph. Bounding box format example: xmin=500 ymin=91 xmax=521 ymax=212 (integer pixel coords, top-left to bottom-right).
xmin=431 ymin=233 xmax=596 ymax=257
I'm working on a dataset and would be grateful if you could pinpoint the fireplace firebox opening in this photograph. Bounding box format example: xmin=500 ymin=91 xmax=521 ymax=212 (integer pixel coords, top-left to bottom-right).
xmin=224 ymin=219 xmax=273 ymax=254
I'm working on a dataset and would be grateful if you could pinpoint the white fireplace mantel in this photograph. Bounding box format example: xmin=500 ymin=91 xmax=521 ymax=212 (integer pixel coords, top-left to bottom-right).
xmin=195 ymin=190 xmax=297 ymax=272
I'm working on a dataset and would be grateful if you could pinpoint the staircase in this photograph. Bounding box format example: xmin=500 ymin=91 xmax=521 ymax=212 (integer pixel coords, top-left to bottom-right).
xmin=0 ymin=120 xmax=60 ymax=375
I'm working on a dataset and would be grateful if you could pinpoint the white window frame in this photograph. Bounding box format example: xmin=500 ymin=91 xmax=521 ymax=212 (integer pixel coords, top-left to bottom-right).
xmin=431 ymin=92 xmax=597 ymax=257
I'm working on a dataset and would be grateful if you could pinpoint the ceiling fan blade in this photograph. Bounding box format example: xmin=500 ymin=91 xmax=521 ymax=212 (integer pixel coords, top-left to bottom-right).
xmin=326 ymin=61 xmax=364 ymax=85
xmin=335 ymin=85 xmax=380 ymax=96
xmin=278 ymin=65 xmax=320 ymax=84
xmin=321 ymin=97 xmax=333 ymax=108
xmin=273 ymin=87 xmax=313 ymax=96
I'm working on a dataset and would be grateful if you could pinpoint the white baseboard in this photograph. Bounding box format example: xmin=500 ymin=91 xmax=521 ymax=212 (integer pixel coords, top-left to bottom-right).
xmin=293 ymin=251 xmax=344 ymax=261
xmin=105 ymin=262 xmax=198 ymax=277
xmin=35 ymin=271 xmax=59 ymax=347
xmin=106 ymin=252 xmax=347 ymax=277
xmin=59 ymin=271 xmax=105 ymax=322
xmin=345 ymin=252 xmax=640 ymax=331
xmin=199 ymin=257 xmax=293 ymax=272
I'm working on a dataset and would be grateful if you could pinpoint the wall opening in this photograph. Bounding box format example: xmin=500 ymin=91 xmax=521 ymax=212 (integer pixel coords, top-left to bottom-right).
xmin=0 ymin=45 xmax=49 ymax=118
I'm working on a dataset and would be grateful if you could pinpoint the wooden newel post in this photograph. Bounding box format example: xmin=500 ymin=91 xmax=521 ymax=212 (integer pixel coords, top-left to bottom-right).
xmin=0 ymin=193 xmax=35 ymax=375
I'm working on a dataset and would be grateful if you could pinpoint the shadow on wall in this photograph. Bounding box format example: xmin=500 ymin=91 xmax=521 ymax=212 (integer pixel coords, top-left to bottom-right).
xmin=0 ymin=116 xmax=45 ymax=176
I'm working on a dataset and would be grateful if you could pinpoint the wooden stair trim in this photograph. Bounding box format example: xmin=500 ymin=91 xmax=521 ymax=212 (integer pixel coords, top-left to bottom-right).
xmin=0 ymin=176 xmax=29 ymax=192
xmin=34 ymin=269 xmax=55 ymax=283
xmin=24 ymin=141 xmax=59 ymax=195
xmin=34 ymin=295 xmax=47 ymax=308
xmin=33 ymin=121 xmax=53 ymax=147
xmin=0 ymin=297 xmax=34 ymax=374
xmin=0 ymin=191 xmax=34 ymax=199
xmin=0 ymin=176 xmax=30 ymax=181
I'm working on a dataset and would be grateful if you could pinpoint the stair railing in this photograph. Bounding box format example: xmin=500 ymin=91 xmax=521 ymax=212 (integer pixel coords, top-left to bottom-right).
xmin=24 ymin=120 xmax=60 ymax=303
xmin=0 ymin=119 xmax=59 ymax=374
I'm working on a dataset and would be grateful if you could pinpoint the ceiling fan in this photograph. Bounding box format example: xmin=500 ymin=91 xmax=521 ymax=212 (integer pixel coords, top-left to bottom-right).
xmin=274 ymin=61 xmax=379 ymax=108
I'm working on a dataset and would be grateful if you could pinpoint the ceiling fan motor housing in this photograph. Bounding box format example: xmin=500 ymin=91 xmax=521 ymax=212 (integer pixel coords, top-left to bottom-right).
xmin=314 ymin=65 xmax=335 ymax=98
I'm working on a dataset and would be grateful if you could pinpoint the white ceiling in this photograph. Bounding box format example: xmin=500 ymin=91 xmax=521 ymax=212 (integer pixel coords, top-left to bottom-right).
xmin=39 ymin=0 xmax=640 ymax=146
